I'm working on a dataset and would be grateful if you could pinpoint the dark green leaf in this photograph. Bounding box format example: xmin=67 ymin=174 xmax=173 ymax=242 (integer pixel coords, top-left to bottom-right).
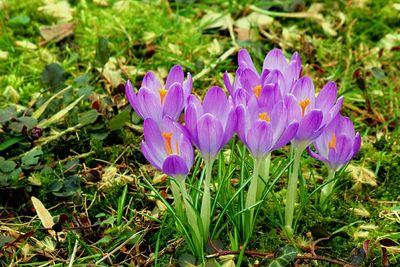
xmin=131 ymin=112 xmax=142 ymax=124
xmin=178 ymin=253 xmax=197 ymax=267
xmin=9 ymin=15 xmax=30 ymax=26
xmin=91 ymin=131 xmax=109 ymax=140
xmin=41 ymin=63 xmax=65 ymax=90
xmin=48 ymin=180 xmax=63 ymax=192
xmin=268 ymin=246 xmax=297 ymax=267
xmin=0 ymin=159 xmax=16 ymax=173
xmin=95 ymin=37 xmax=110 ymax=66
xmin=371 ymin=67 xmax=386 ymax=80
xmin=108 ymin=109 xmax=130 ymax=130
xmin=0 ymin=107 xmax=18 ymax=123
xmin=18 ymin=116 xmax=38 ymax=130
xmin=21 ymin=148 xmax=43 ymax=168
xmin=350 ymin=248 xmax=366 ymax=265
xmin=79 ymin=110 xmax=99 ymax=125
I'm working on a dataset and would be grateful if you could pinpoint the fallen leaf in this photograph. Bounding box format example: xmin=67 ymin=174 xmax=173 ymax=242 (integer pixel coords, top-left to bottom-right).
xmin=347 ymin=164 xmax=377 ymax=190
xmin=38 ymin=1 xmax=73 ymax=21
xmin=31 ymin=197 xmax=55 ymax=236
xmin=200 ymin=11 xmax=233 ymax=30
xmin=351 ymin=206 xmax=370 ymax=218
xmin=39 ymin=23 xmax=74 ymax=45
xmin=15 ymin=40 xmax=37 ymax=50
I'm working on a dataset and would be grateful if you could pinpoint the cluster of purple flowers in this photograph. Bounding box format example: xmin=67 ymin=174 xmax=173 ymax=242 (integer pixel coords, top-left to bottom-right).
xmin=126 ymin=48 xmax=360 ymax=178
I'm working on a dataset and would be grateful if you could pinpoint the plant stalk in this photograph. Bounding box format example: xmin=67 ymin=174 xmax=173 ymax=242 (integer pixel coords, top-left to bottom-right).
xmin=201 ymin=159 xmax=213 ymax=243
xmin=244 ymin=158 xmax=262 ymax=239
xmin=319 ymin=169 xmax=336 ymax=208
xmin=257 ymin=153 xmax=271 ymax=198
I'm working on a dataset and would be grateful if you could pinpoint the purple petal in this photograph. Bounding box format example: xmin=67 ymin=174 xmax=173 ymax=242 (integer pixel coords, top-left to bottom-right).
xmin=125 ymin=80 xmax=141 ymax=117
xmin=224 ymin=71 xmax=234 ymax=96
xmin=183 ymin=72 xmax=193 ymax=103
xmin=203 ymin=86 xmax=227 ymax=117
xmin=136 ymin=88 xmax=162 ymax=122
xmin=238 ymin=49 xmax=258 ymax=74
xmin=353 ymin=133 xmax=361 ymax=156
xmin=273 ymin=122 xmax=298 ymax=150
xmin=316 ymin=81 xmax=337 ymax=110
xmin=184 ymin=102 xmax=200 ymax=145
xmin=166 ymin=65 xmax=184 ymax=89
xmin=263 ymin=48 xmax=288 ymax=72
xmin=246 ymin=121 xmax=273 ymax=159
xmin=295 ymin=110 xmax=323 ymax=141
xmin=307 ymin=146 xmax=327 ymax=162
xmin=141 ymin=141 xmax=163 ymax=170
xmin=270 ymin=100 xmax=287 ymax=142
xmin=162 ymin=83 xmax=184 ymax=120
xmin=235 ymin=105 xmax=247 ymax=141
xmin=143 ymin=118 xmax=164 ymax=155
xmin=195 ymin=114 xmax=224 ymax=161
xmin=179 ymin=136 xmax=194 ymax=171
xmin=285 ymin=94 xmax=302 ymax=122
xmin=291 ymin=76 xmax=315 ymax=109
xmin=239 ymin=68 xmax=260 ymax=92
xmin=222 ymin=109 xmax=236 ymax=146
xmin=142 ymin=71 xmax=163 ymax=93
xmin=162 ymin=155 xmax=189 ymax=177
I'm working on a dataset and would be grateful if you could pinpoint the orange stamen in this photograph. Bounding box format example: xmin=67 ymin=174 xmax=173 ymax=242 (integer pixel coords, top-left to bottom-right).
xmin=252 ymin=85 xmax=262 ymax=98
xmin=299 ymin=98 xmax=310 ymax=117
xmin=159 ymin=89 xmax=168 ymax=104
xmin=162 ymin=131 xmax=173 ymax=155
xmin=328 ymin=133 xmax=337 ymax=150
xmin=259 ymin=112 xmax=270 ymax=122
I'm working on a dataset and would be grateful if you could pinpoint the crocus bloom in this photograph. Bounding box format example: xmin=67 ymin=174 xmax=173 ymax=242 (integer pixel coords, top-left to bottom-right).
xmin=286 ymin=77 xmax=344 ymax=146
xmin=185 ymin=86 xmax=236 ymax=163
xmin=141 ymin=116 xmax=194 ymax=178
xmin=125 ymin=65 xmax=192 ymax=124
xmin=307 ymin=114 xmax=361 ymax=171
xmin=236 ymin=95 xmax=299 ymax=160
xmin=224 ymin=48 xmax=302 ymax=102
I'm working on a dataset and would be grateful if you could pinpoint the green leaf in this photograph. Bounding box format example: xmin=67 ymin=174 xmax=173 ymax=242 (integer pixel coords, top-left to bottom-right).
xmin=32 ymin=86 xmax=71 ymax=119
xmin=371 ymin=67 xmax=386 ymax=80
xmin=0 ymin=137 xmax=24 ymax=151
xmin=95 ymin=37 xmax=110 ymax=66
xmin=21 ymin=148 xmax=43 ymax=168
xmin=41 ymin=63 xmax=65 ymax=90
xmin=0 ymin=235 xmax=15 ymax=247
xmin=0 ymin=159 xmax=16 ymax=173
xmin=78 ymin=110 xmax=99 ymax=125
xmin=268 ymin=246 xmax=297 ymax=267
xmin=9 ymin=15 xmax=30 ymax=26
xmin=0 ymin=107 xmax=18 ymax=123
xmin=108 ymin=109 xmax=130 ymax=130
xmin=18 ymin=116 xmax=38 ymax=130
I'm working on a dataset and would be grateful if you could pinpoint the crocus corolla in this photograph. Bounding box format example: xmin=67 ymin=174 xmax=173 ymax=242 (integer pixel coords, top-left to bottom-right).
xmin=236 ymin=95 xmax=298 ymax=161
xmin=185 ymin=86 xmax=236 ymax=164
xmin=141 ymin=116 xmax=194 ymax=179
xmin=307 ymin=113 xmax=361 ymax=172
xmin=286 ymin=78 xmax=344 ymax=147
xmin=125 ymin=65 xmax=192 ymax=124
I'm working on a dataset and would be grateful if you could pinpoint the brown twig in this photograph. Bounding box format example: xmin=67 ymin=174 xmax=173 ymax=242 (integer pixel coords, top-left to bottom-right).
xmin=208 ymin=241 xmax=356 ymax=266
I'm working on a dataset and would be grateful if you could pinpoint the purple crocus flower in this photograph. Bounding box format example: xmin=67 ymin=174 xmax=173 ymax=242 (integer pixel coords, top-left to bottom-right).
xmin=236 ymin=95 xmax=299 ymax=160
xmin=307 ymin=114 xmax=361 ymax=171
xmin=125 ymin=65 xmax=192 ymax=124
xmin=286 ymin=77 xmax=344 ymax=146
xmin=141 ymin=116 xmax=194 ymax=179
xmin=224 ymin=48 xmax=302 ymax=103
xmin=184 ymin=86 xmax=236 ymax=163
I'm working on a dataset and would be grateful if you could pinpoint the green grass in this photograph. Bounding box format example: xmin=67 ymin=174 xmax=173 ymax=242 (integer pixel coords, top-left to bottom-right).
xmin=1 ymin=0 xmax=400 ymax=266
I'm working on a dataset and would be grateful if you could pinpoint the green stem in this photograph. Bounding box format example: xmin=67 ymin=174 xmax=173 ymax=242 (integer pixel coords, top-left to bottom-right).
xmin=244 ymin=158 xmax=262 ymax=240
xmin=284 ymin=146 xmax=303 ymax=236
xmin=170 ymin=180 xmax=183 ymax=220
xmin=201 ymin=160 xmax=213 ymax=243
xmin=319 ymin=169 xmax=336 ymax=208
xmin=257 ymin=153 xmax=271 ymax=198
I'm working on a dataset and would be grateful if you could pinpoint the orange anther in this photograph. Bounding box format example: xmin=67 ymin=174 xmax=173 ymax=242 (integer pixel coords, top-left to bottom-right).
xmin=299 ymin=98 xmax=310 ymax=117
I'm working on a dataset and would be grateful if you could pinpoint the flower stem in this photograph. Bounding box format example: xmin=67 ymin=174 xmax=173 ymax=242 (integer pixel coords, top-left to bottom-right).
xmin=319 ymin=169 xmax=336 ymax=209
xmin=170 ymin=180 xmax=183 ymax=220
xmin=201 ymin=159 xmax=213 ymax=243
xmin=257 ymin=153 xmax=271 ymax=198
xmin=245 ymin=158 xmax=262 ymax=240
xmin=284 ymin=146 xmax=303 ymax=236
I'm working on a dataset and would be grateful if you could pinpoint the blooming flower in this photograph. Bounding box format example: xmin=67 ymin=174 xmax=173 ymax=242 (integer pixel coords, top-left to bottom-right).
xmin=236 ymin=95 xmax=299 ymax=160
xmin=286 ymin=77 xmax=344 ymax=146
xmin=224 ymin=48 xmax=302 ymax=104
xmin=125 ymin=65 xmax=192 ymax=123
xmin=307 ymin=113 xmax=361 ymax=171
xmin=184 ymin=86 xmax=236 ymax=163
xmin=141 ymin=116 xmax=194 ymax=179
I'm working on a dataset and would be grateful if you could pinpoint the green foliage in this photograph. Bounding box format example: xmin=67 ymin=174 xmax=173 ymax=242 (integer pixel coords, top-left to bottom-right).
xmin=268 ymin=246 xmax=297 ymax=267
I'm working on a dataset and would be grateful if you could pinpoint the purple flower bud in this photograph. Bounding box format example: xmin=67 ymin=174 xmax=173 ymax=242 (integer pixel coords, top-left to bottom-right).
xmin=307 ymin=114 xmax=361 ymax=171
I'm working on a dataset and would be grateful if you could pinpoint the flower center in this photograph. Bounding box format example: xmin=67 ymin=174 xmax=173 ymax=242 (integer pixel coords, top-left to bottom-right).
xmin=259 ymin=112 xmax=270 ymax=122
xmin=299 ymin=98 xmax=310 ymax=117
xmin=251 ymin=85 xmax=262 ymax=98
xmin=162 ymin=131 xmax=173 ymax=155
xmin=159 ymin=88 xmax=168 ymax=104
xmin=328 ymin=133 xmax=337 ymax=150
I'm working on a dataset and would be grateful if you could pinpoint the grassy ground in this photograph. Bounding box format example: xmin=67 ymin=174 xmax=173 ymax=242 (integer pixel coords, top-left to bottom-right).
xmin=1 ymin=0 xmax=399 ymax=266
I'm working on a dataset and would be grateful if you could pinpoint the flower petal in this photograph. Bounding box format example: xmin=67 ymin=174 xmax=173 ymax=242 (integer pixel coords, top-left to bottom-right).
xmin=246 ymin=121 xmax=273 ymax=159
xmin=291 ymin=76 xmax=315 ymax=109
xmin=273 ymin=122 xmax=298 ymax=150
xmin=224 ymin=71 xmax=234 ymax=96
xmin=203 ymin=86 xmax=227 ymax=117
xmin=166 ymin=65 xmax=184 ymax=89
xmin=142 ymin=71 xmax=162 ymax=93
xmin=295 ymin=109 xmax=323 ymax=141
xmin=195 ymin=114 xmax=224 ymax=162
xmin=141 ymin=141 xmax=163 ymax=170
xmin=162 ymin=155 xmax=189 ymax=177
xmin=238 ymin=48 xmax=258 ymax=74
xmin=183 ymin=72 xmax=193 ymax=103
xmin=125 ymin=80 xmax=141 ymax=117
xmin=263 ymin=48 xmax=288 ymax=72
xmin=162 ymin=83 xmax=184 ymax=120
xmin=316 ymin=81 xmax=337 ymax=110
xmin=307 ymin=146 xmax=327 ymax=162
xmin=239 ymin=68 xmax=260 ymax=92
xmin=137 ymin=88 xmax=163 ymax=122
